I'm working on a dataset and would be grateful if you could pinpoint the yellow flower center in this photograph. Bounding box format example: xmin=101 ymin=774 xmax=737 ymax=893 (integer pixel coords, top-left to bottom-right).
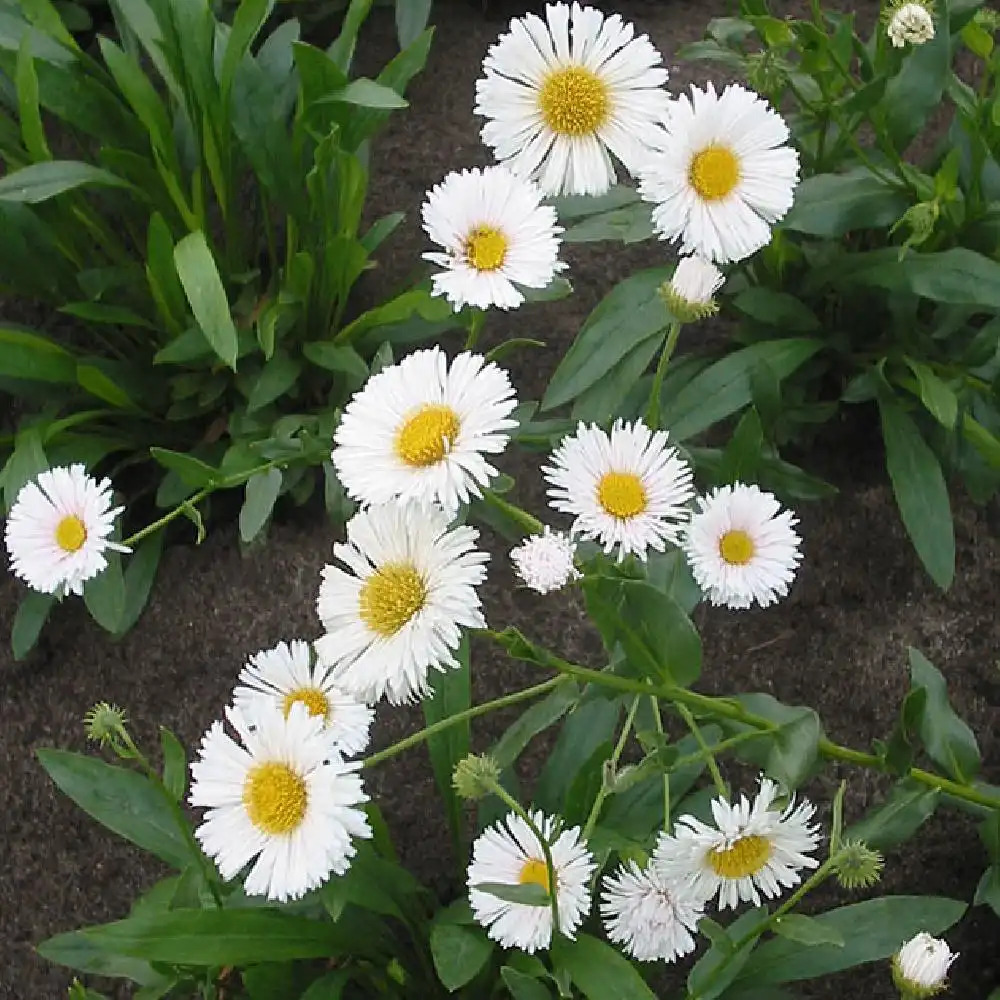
xmin=538 ymin=65 xmax=610 ymax=136
xmin=55 ymin=514 xmax=87 ymax=553
xmin=708 ymin=834 xmax=772 ymax=879
xmin=519 ymin=857 xmax=552 ymax=892
xmin=359 ymin=563 xmax=427 ymax=637
xmin=719 ymin=529 xmax=755 ymax=566
xmin=242 ymin=762 xmax=308 ymax=835
xmin=465 ymin=226 xmax=508 ymax=272
xmin=396 ymin=403 xmax=461 ymax=467
xmin=281 ymin=687 xmax=330 ymax=721
xmin=596 ymin=471 xmax=648 ymax=520
xmin=689 ymin=145 xmax=741 ymax=201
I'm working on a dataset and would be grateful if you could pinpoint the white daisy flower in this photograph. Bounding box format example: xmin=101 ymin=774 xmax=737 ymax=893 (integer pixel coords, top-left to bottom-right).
xmin=683 ymin=483 xmax=802 ymax=610
xmin=314 ymin=501 xmax=488 ymax=705
xmin=661 ymin=255 xmax=725 ymax=323
xmin=510 ymin=526 xmax=580 ymax=594
xmin=233 ymin=640 xmax=374 ymax=757
xmin=600 ymin=860 xmax=704 ymax=963
xmin=886 ymin=1 xmax=935 ymax=47
xmin=653 ymin=776 xmax=820 ymax=910
xmin=189 ymin=703 xmax=371 ymax=902
xmin=474 ymin=2 xmax=672 ymax=196
xmin=638 ymin=82 xmax=800 ymax=264
xmin=893 ymin=932 xmax=957 ymax=998
xmin=542 ymin=419 xmax=694 ymax=562
xmin=331 ymin=346 xmax=518 ymax=514
xmin=468 ymin=810 xmax=595 ymax=953
xmin=422 ymin=166 xmax=566 ymax=311
xmin=4 ymin=464 xmax=130 ymax=597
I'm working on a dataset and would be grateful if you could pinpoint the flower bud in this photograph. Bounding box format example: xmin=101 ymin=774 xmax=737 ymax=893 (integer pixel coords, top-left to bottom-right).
xmin=83 ymin=702 xmax=129 ymax=750
xmin=886 ymin=1 xmax=936 ymax=48
xmin=832 ymin=839 xmax=884 ymax=890
xmin=659 ymin=256 xmax=724 ymax=323
xmin=892 ymin=932 xmax=957 ymax=998
xmin=453 ymin=754 xmax=501 ymax=801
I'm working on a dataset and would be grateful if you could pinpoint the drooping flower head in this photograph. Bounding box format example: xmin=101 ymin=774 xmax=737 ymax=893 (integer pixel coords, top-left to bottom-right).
xmin=5 ymin=464 xmax=130 ymax=596
xmin=600 ymin=860 xmax=704 ymax=962
xmin=638 ymin=82 xmax=799 ymax=263
xmin=892 ymin=932 xmax=957 ymax=998
xmin=315 ymin=502 xmax=488 ymax=705
xmin=543 ymin=419 xmax=694 ymax=562
xmin=653 ymin=776 xmax=820 ymax=910
xmin=510 ymin=526 xmax=580 ymax=594
xmin=468 ymin=810 xmax=595 ymax=953
xmin=233 ymin=640 xmax=374 ymax=757
xmin=475 ymin=2 xmax=672 ymax=196
xmin=886 ymin=1 xmax=935 ymax=47
xmin=683 ymin=483 xmax=802 ymax=610
xmin=332 ymin=346 xmax=518 ymax=514
xmin=422 ymin=166 xmax=566 ymax=311
xmin=660 ymin=255 xmax=725 ymax=323
xmin=189 ymin=703 xmax=371 ymax=902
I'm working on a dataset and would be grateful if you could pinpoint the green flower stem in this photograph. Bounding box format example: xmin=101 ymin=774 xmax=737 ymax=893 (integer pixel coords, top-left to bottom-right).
xmin=480 ymin=489 xmax=545 ymax=537
xmin=465 ymin=308 xmax=487 ymax=351
xmin=645 ymin=321 xmax=683 ymax=430
xmin=488 ymin=780 xmax=561 ymax=937
xmin=362 ymin=675 xmax=569 ymax=769
xmin=675 ymin=700 xmax=727 ymax=798
xmin=582 ymin=695 xmax=641 ymax=839
xmin=485 ymin=630 xmax=1000 ymax=813
xmin=650 ymin=694 xmax=671 ymax=832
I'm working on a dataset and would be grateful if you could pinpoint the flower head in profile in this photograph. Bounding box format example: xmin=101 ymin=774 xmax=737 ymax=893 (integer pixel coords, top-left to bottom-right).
xmin=315 ymin=502 xmax=488 ymax=705
xmin=331 ymin=346 xmax=518 ymax=514
xmin=510 ymin=526 xmax=580 ymax=594
xmin=892 ymin=932 xmax=957 ymax=998
xmin=653 ymin=776 xmax=820 ymax=910
xmin=468 ymin=810 xmax=595 ymax=953
xmin=475 ymin=2 xmax=671 ymax=196
xmin=638 ymin=82 xmax=799 ymax=263
xmin=543 ymin=419 xmax=694 ymax=562
xmin=886 ymin=1 xmax=935 ymax=47
xmin=233 ymin=640 xmax=374 ymax=757
xmin=5 ymin=464 xmax=130 ymax=596
xmin=660 ymin=256 xmax=725 ymax=323
xmin=600 ymin=860 xmax=704 ymax=962
xmin=683 ymin=483 xmax=802 ymax=609
xmin=189 ymin=703 xmax=371 ymax=902
xmin=422 ymin=166 xmax=565 ymax=311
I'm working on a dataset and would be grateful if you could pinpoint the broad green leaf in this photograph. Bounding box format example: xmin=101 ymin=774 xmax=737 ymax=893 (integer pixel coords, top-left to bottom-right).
xmin=146 ymin=214 xmax=186 ymax=333
xmin=300 ymin=971 xmax=352 ymax=1000
xmin=561 ymin=202 xmax=654 ymax=243
xmin=878 ymin=395 xmax=954 ymax=589
xmin=548 ymin=184 xmax=639 ymax=220
xmin=36 ymin=749 xmax=192 ymax=868
xmin=542 ymin=267 xmax=671 ymax=410
xmin=60 ymin=303 xmax=155 ymax=329
xmin=317 ymin=78 xmax=409 ymax=109
xmin=3 ymin=426 xmax=48 ymax=512
xmin=662 ymin=339 xmax=822 ymax=442
xmin=687 ymin=908 xmax=769 ymax=1000
xmin=490 ymin=681 xmax=580 ymax=770
xmin=159 ymin=728 xmax=186 ymax=802
xmin=430 ymin=923 xmax=493 ymax=991
xmin=246 ymin=353 xmax=302 ymax=412
xmin=570 ymin=331 xmax=663 ymax=423
xmin=737 ymin=897 xmax=965 ymax=984
xmin=37 ymin=929 xmax=163 ymax=986
xmin=17 ymin=34 xmax=51 ymax=161
xmin=11 ymin=589 xmax=55 ymax=660
xmin=0 ymin=326 xmax=76 ymax=383
xmin=116 ymin=532 xmax=163 ymax=636
xmin=781 ymin=169 xmax=908 ymax=237
xmin=553 ymin=933 xmax=657 ymax=1000
xmin=772 ymin=914 xmax=844 ymax=948
xmin=732 ymin=288 xmax=820 ymax=332
xmin=905 ymin=359 xmax=958 ymax=429
xmin=83 ymin=550 xmax=126 ymax=633
xmin=908 ymin=647 xmax=980 ymax=781
xmin=320 ymin=841 xmax=427 ymax=921
xmin=220 ymin=0 xmax=275 ymax=97
xmin=77 ymin=364 xmax=140 ymax=411
xmin=472 ymin=881 xmax=549 ymax=906
xmin=501 ymin=966 xmax=551 ymax=1000
xmin=173 ymin=232 xmax=239 ymax=370
xmin=0 ymin=160 xmax=130 ymax=203
xmin=396 ymin=0 xmax=432 ymax=48
xmin=303 ymin=342 xmax=368 ymax=385
xmin=327 ymin=0 xmax=374 ymax=72
xmin=149 ymin=447 xmax=219 ymax=487
xmin=239 ymin=468 xmax=283 ymax=543
xmin=974 ymin=865 xmax=1000 ymax=916
xmin=767 ymin=708 xmax=822 ymax=789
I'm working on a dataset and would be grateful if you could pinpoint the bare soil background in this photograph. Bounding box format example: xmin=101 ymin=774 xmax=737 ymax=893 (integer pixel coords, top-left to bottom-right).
xmin=1 ymin=2 xmax=998 ymax=998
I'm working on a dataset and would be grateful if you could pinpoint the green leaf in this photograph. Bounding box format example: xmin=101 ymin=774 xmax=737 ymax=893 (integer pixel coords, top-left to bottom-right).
xmin=767 ymin=708 xmax=822 ymax=789
xmin=116 ymin=532 xmax=163 ymax=636
xmin=0 ymin=326 xmax=76 ymax=383
xmin=220 ymin=0 xmax=274 ymax=97
xmin=17 ymin=33 xmax=51 ymax=160
xmin=246 ymin=352 xmax=302 ymax=412
xmin=11 ymin=589 xmax=55 ymax=660
xmin=737 ymin=896 xmax=965 ymax=985
xmin=83 ymin=550 xmax=126 ymax=633
xmin=490 ymin=681 xmax=580 ymax=771
xmin=36 ymin=749 xmax=193 ymax=869
xmin=317 ymin=77 xmax=409 ymax=109
xmin=731 ymin=288 xmax=820 ymax=332
xmin=878 ymin=395 xmax=955 ymax=589
xmin=570 ymin=330 xmax=663 ymax=423
xmin=300 ymin=971 xmax=352 ymax=1000
xmin=423 ymin=635 xmax=470 ymax=854
xmin=974 ymin=865 xmax=1000 ymax=916
xmin=905 ymin=359 xmax=958 ymax=429
xmin=149 ymin=447 xmax=220 ymax=487
xmin=542 ymin=267 xmax=671 ymax=410
xmin=320 ymin=841 xmax=426 ymax=921
xmin=37 ymin=929 xmax=163 ymax=986
xmin=501 ymin=966 xmax=551 ymax=1000
xmin=781 ymin=169 xmax=908 ymax=237
xmin=908 ymin=647 xmax=980 ymax=781
xmin=173 ymin=231 xmax=239 ymax=370
xmin=663 ymin=339 xmax=822 ymax=441
xmin=396 ymin=0 xmax=432 ymax=49
xmin=0 ymin=160 xmax=130 ymax=203
xmin=3 ymin=426 xmax=48 ymax=512
xmin=146 ymin=214 xmax=186 ymax=333
xmin=772 ymin=914 xmax=844 ymax=948
xmin=472 ymin=881 xmax=549 ymax=906
xmin=430 ymin=922 xmax=493 ymax=991
xmin=239 ymin=468 xmax=283 ymax=543
xmin=72 ymin=909 xmax=368 ymax=965
xmin=561 ymin=202 xmax=654 ymax=243
xmin=303 ymin=342 xmax=368 ymax=385
xmin=76 ymin=363 xmax=140 ymax=411
xmin=553 ymin=932 xmax=657 ymax=1000
xmin=687 ymin=909 xmax=774 ymax=1000
xmin=159 ymin=728 xmax=186 ymax=802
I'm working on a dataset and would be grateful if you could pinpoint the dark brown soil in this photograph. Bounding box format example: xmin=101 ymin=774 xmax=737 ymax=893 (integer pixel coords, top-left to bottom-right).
xmin=1 ymin=3 xmax=998 ymax=999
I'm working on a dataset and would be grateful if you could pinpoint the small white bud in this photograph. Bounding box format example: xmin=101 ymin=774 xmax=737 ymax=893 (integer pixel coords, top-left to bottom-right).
xmin=892 ymin=932 xmax=957 ymax=998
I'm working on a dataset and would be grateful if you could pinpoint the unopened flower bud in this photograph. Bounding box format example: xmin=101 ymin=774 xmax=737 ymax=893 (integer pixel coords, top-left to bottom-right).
xmin=886 ymin=1 xmax=936 ymax=48
xmin=510 ymin=527 xmax=580 ymax=595
xmin=659 ymin=256 xmax=724 ymax=323
xmin=453 ymin=754 xmax=501 ymax=801
xmin=892 ymin=932 xmax=957 ymax=998
xmin=83 ymin=702 xmax=129 ymax=749
xmin=833 ymin=839 xmax=884 ymax=890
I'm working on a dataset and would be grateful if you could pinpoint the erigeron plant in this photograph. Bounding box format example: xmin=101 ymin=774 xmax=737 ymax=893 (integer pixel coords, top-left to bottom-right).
xmin=10 ymin=2 xmax=998 ymax=999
